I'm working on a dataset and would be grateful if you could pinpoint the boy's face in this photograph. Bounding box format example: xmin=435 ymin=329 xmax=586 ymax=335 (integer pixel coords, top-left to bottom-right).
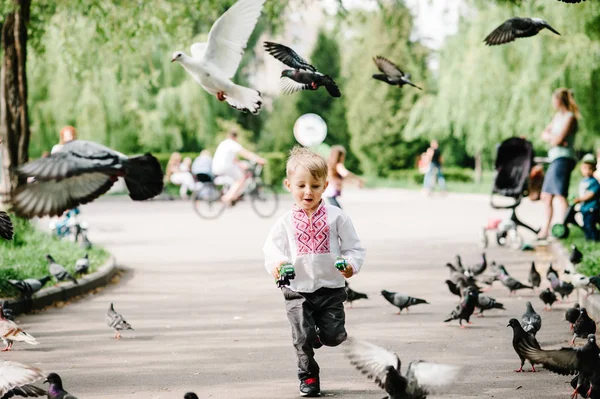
xmin=285 ymin=166 xmax=328 ymax=213
xmin=581 ymin=163 xmax=595 ymax=177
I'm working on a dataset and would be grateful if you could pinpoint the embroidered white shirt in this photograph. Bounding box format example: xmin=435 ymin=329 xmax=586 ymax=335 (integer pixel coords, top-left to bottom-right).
xmin=263 ymin=201 xmax=366 ymax=293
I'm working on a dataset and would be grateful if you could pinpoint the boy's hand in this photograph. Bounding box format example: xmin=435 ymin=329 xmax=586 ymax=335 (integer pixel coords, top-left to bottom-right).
xmin=271 ymin=262 xmax=284 ymax=280
xmin=341 ymin=265 xmax=354 ymax=278
xmin=573 ymin=197 xmax=581 ymax=204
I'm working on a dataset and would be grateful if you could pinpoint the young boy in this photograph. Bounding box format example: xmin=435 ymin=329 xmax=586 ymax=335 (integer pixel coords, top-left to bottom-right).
xmin=573 ymin=154 xmax=600 ymax=241
xmin=263 ymin=147 xmax=366 ymax=397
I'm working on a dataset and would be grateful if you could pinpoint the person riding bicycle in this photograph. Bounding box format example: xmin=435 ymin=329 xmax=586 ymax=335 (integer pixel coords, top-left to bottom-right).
xmin=212 ymin=131 xmax=266 ymax=205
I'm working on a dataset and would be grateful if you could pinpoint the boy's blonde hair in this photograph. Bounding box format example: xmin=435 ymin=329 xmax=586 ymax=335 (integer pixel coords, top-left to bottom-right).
xmin=286 ymin=146 xmax=328 ymax=180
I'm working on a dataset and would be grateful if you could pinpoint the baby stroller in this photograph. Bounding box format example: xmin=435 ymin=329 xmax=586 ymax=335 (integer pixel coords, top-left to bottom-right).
xmin=487 ymin=137 xmax=541 ymax=249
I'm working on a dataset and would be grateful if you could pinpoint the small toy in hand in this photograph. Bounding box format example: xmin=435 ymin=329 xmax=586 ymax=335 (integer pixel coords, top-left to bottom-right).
xmin=335 ymin=256 xmax=348 ymax=271
xmin=277 ymin=263 xmax=296 ymax=288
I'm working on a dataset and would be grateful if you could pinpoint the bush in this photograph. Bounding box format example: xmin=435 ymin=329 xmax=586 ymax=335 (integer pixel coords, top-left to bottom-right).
xmin=153 ymin=152 xmax=199 ymax=176
xmin=562 ymin=229 xmax=600 ymax=277
xmin=261 ymin=152 xmax=287 ymax=187
xmin=0 ymin=214 xmax=110 ymax=298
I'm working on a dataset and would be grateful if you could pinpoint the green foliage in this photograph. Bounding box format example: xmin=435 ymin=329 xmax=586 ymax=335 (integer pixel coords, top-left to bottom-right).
xmin=340 ymin=4 xmax=431 ymax=177
xmin=0 ymin=213 xmax=110 ymax=298
xmin=261 ymin=152 xmax=287 ymax=187
xmin=404 ymin=0 xmax=600 ymax=167
xmin=562 ymin=229 xmax=600 ymax=277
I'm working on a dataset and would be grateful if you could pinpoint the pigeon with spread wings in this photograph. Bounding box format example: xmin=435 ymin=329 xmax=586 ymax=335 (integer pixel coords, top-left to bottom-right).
xmin=344 ymin=337 xmax=459 ymax=399
xmin=171 ymin=0 xmax=265 ymax=114
xmin=484 ymin=17 xmax=560 ymax=46
xmin=0 ymin=212 xmax=13 ymax=240
xmin=0 ymin=360 xmax=46 ymax=398
xmin=264 ymin=41 xmax=341 ymax=97
xmin=11 ymin=140 xmax=163 ymax=218
xmin=372 ymin=56 xmax=422 ymax=90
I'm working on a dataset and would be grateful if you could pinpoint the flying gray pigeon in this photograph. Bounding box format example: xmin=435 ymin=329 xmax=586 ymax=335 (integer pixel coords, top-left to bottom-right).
xmin=520 ymin=334 xmax=599 ymax=399
xmin=8 ymin=276 xmax=52 ymax=299
xmin=521 ymin=301 xmax=542 ymax=337
xmin=476 ymin=295 xmax=505 ymax=316
xmin=0 ymin=360 xmax=46 ymax=398
xmin=0 ymin=212 xmax=13 ymax=240
xmin=344 ymin=337 xmax=460 ymax=399
xmin=539 ymin=288 xmax=558 ymax=311
xmin=46 ymin=255 xmax=77 ymax=285
xmin=484 ymin=17 xmax=560 ymax=46
xmin=507 ymin=318 xmax=541 ymax=372
xmin=444 ymin=289 xmax=478 ymax=328
xmin=264 ymin=41 xmax=341 ymax=97
xmin=0 ymin=304 xmax=38 ymax=351
xmin=184 ymin=394 xmax=199 ymax=399
xmin=528 ymin=262 xmax=541 ymax=289
xmin=106 ymin=303 xmax=133 ymax=339
xmin=566 ymin=304 xmax=581 ymax=330
xmin=381 ymin=290 xmax=429 ymax=315
xmin=372 ymin=56 xmax=422 ymax=90
xmin=572 ymin=308 xmax=596 ymax=346
xmin=44 ymin=373 xmax=77 ymax=399
xmin=171 ymin=0 xmax=266 ymax=114
xmin=75 ymin=254 xmax=90 ymax=276
xmin=345 ymin=282 xmax=368 ymax=308
xmin=12 ymin=140 xmax=163 ymax=218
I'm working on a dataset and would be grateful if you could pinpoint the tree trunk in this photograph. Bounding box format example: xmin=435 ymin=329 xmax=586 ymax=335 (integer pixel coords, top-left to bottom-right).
xmin=0 ymin=0 xmax=31 ymax=199
xmin=474 ymin=151 xmax=482 ymax=184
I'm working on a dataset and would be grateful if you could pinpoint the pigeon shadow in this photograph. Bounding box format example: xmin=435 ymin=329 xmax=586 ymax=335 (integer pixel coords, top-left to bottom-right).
xmin=22 ymin=347 xmax=54 ymax=352
xmin=321 ymin=389 xmax=379 ymax=396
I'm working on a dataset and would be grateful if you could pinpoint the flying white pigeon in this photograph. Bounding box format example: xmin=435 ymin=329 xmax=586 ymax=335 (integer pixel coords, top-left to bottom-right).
xmin=171 ymin=0 xmax=265 ymax=114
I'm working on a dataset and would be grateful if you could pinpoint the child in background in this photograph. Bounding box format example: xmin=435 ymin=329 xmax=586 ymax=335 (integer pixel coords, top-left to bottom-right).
xmin=263 ymin=146 xmax=366 ymax=397
xmin=573 ymin=154 xmax=600 ymax=241
xmin=323 ymin=145 xmax=364 ymax=209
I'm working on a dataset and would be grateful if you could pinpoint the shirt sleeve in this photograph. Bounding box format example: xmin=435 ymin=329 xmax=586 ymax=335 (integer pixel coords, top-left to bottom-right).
xmin=263 ymin=218 xmax=291 ymax=274
xmin=588 ymin=179 xmax=600 ymax=194
xmin=230 ymin=139 xmax=243 ymax=154
xmin=337 ymin=215 xmax=366 ymax=274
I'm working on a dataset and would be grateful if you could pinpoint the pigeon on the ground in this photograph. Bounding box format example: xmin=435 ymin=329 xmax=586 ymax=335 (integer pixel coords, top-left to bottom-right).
xmin=484 ymin=17 xmax=560 ymax=46
xmin=507 ymin=318 xmax=541 ymax=372
xmin=476 ymin=295 xmax=505 ymax=316
xmin=566 ymin=273 xmax=591 ymax=290
xmin=444 ymin=289 xmax=478 ymax=328
xmin=344 ymin=337 xmax=460 ymax=399
xmin=570 ymin=245 xmax=583 ymax=265
xmin=80 ymin=234 xmax=92 ymax=250
xmin=345 ymin=282 xmax=368 ymax=308
xmin=46 ymin=255 xmax=77 ymax=285
xmin=498 ymin=265 xmax=533 ymax=295
xmin=521 ymin=301 xmax=542 ymax=337
xmin=12 ymin=140 xmax=164 ymax=218
xmin=547 ymin=263 xmax=559 ymax=281
xmin=106 ymin=303 xmax=133 ymax=339
xmin=7 ymin=276 xmax=52 ymax=299
xmin=0 ymin=305 xmax=38 ymax=351
xmin=75 ymin=254 xmax=89 ymax=276
xmin=0 ymin=211 xmax=13 ymax=240
xmin=528 ymin=262 xmax=541 ymax=289
xmin=171 ymin=0 xmax=265 ymax=114
xmin=520 ymin=334 xmax=599 ymax=399
xmin=590 ymin=276 xmax=600 ymax=292
xmin=445 ymin=280 xmax=462 ymax=297
xmin=572 ymin=308 xmax=596 ymax=346
xmin=184 ymin=394 xmax=199 ymax=399
xmin=44 ymin=373 xmax=77 ymax=399
xmin=549 ymin=274 xmax=574 ymax=300
xmin=469 ymin=253 xmax=487 ymax=276
xmin=455 ymin=255 xmax=465 ymax=274
xmin=372 ymin=56 xmax=422 ymax=90
xmin=539 ymin=288 xmax=558 ymax=311
xmin=566 ymin=304 xmax=581 ymax=330
xmin=381 ymin=291 xmax=428 ymax=315
xmin=1 ymin=303 xmax=14 ymax=322
xmin=0 ymin=360 xmax=46 ymax=398
xmin=264 ymin=41 xmax=341 ymax=97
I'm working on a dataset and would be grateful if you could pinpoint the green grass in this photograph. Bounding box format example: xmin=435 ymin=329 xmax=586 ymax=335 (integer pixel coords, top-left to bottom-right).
xmin=0 ymin=214 xmax=110 ymax=298
xmin=366 ymin=170 xmax=496 ymax=195
xmin=560 ymin=229 xmax=600 ymax=277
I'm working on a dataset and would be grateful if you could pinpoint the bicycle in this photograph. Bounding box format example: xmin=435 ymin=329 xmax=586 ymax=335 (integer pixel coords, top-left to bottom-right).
xmin=191 ymin=162 xmax=279 ymax=219
xmin=50 ymin=208 xmax=92 ymax=248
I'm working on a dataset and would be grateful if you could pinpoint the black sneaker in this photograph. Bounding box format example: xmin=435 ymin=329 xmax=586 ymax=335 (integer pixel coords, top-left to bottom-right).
xmin=299 ymin=377 xmax=320 ymax=397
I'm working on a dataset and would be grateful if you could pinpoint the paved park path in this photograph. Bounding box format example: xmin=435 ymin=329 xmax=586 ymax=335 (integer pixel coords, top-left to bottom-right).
xmin=7 ymin=189 xmax=580 ymax=398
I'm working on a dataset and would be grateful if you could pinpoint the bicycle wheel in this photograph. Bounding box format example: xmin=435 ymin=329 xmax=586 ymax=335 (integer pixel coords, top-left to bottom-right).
xmin=192 ymin=184 xmax=226 ymax=219
xmin=250 ymin=184 xmax=279 ymax=218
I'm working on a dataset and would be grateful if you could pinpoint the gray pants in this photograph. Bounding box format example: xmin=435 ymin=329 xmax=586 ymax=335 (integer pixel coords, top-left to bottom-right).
xmin=282 ymin=286 xmax=348 ymax=380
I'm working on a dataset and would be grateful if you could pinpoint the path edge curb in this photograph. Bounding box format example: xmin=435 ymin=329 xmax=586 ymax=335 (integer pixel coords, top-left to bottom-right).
xmin=549 ymin=242 xmax=600 ymax=321
xmin=4 ymin=256 xmax=119 ymax=316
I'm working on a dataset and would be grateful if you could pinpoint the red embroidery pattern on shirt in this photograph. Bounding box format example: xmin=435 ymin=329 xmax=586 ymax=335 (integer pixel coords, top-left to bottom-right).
xmin=292 ymin=202 xmax=330 ymax=255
